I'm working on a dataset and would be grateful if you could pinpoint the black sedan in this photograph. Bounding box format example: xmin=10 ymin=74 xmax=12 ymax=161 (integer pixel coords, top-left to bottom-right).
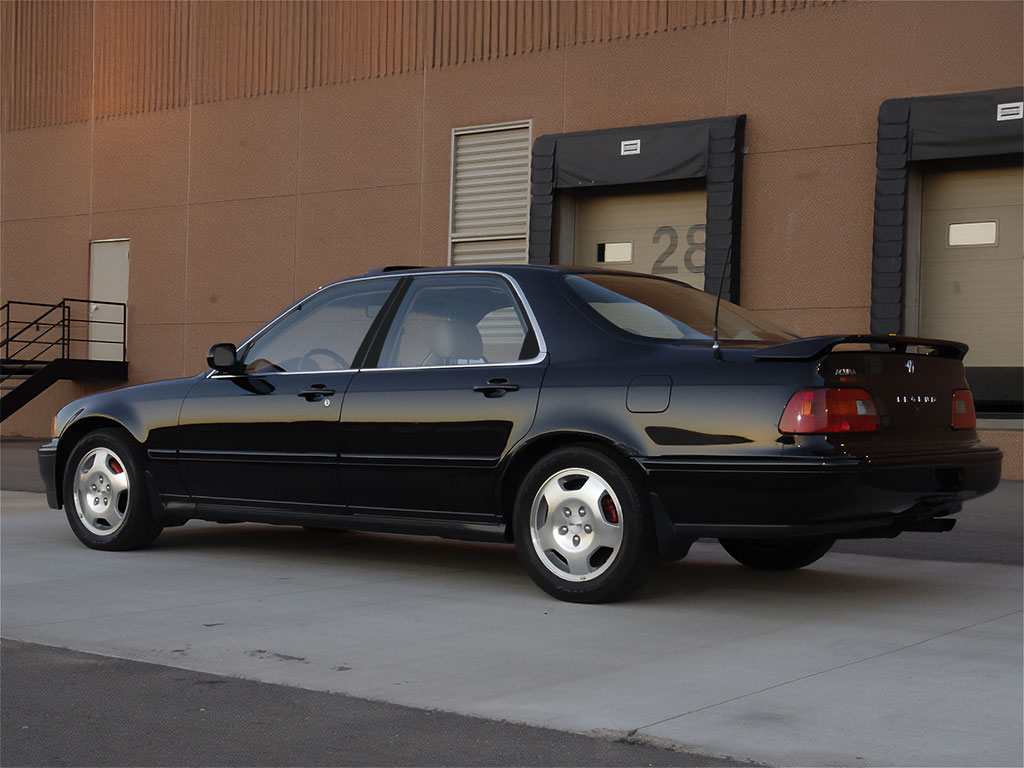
xmin=39 ymin=266 xmax=1002 ymax=602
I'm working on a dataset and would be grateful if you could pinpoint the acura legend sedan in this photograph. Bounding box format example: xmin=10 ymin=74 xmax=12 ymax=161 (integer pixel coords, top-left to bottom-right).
xmin=39 ymin=266 xmax=1002 ymax=602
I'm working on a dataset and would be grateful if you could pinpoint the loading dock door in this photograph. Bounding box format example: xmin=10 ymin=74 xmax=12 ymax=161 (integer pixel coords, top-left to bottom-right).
xmin=918 ymin=165 xmax=1022 ymax=406
xmin=573 ymin=188 xmax=707 ymax=289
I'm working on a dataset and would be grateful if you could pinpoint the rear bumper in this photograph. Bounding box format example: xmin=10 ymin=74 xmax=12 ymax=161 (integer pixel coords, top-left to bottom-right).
xmin=643 ymin=446 xmax=1002 ymax=539
xmin=37 ymin=440 xmax=60 ymax=510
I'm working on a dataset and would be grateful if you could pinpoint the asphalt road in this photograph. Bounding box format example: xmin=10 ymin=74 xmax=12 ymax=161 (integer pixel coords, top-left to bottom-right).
xmin=1 ymin=639 xmax=747 ymax=768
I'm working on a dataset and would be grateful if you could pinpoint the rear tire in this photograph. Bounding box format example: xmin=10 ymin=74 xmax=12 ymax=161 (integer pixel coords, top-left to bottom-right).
xmin=62 ymin=428 xmax=162 ymax=551
xmin=719 ymin=536 xmax=835 ymax=571
xmin=513 ymin=446 xmax=657 ymax=603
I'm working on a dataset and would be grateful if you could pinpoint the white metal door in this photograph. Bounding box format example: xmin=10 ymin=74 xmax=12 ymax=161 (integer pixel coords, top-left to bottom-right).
xmin=89 ymin=239 xmax=129 ymax=361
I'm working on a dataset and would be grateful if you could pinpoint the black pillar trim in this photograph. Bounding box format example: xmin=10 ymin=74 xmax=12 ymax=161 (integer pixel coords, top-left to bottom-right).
xmin=870 ymin=86 xmax=1024 ymax=335
xmin=529 ymin=116 xmax=746 ymax=303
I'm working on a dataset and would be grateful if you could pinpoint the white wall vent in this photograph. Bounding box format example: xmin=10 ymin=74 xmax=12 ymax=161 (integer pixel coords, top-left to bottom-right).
xmin=449 ymin=122 xmax=531 ymax=266
xmin=620 ymin=139 xmax=641 ymax=156
xmin=996 ymin=101 xmax=1023 ymax=121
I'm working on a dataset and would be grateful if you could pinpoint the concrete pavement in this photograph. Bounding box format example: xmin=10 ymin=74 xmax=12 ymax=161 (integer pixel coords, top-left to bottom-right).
xmin=2 ymin=489 xmax=1021 ymax=767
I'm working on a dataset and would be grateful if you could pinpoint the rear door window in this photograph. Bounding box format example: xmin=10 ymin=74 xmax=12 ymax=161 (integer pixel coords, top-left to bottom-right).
xmin=376 ymin=275 xmax=532 ymax=368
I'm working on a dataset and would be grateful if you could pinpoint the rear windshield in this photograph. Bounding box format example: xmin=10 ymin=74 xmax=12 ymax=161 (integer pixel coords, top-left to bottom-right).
xmin=564 ymin=273 xmax=797 ymax=344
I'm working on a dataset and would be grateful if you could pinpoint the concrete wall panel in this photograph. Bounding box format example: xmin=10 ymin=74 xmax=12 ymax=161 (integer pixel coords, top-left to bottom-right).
xmin=127 ymin=324 xmax=186 ymax=386
xmin=740 ymin=144 xmax=875 ymax=312
xmin=903 ymin=1 xmax=1024 ymax=96
xmin=419 ymin=181 xmax=451 ymax=267
xmin=188 ymin=92 xmax=299 ymax=204
xmin=295 ymin=186 xmax=421 ymax=299
xmin=186 ymin=197 xmax=296 ymax=325
xmin=298 ymin=74 xmax=424 ymax=195
xmin=0 ymin=216 xmax=90 ymax=305
xmin=92 ymin=110 xmax=190 ymax=213
xmin=563 ymin=23 xmax=729 ymax=133
xmin=752 ymin=306 xmax=871 ymax=338
xmin=727 ymin=2 xmax=892 ymax=153
xmin=1 ymin=123 xmax=91 ymax=222
xmin=729 ymin=1 xmax=1024 ymax=154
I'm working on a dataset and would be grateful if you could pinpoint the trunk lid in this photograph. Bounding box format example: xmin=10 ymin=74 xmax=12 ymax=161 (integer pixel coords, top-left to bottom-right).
xmin=758 ymin=335 xmax=977 ymax=452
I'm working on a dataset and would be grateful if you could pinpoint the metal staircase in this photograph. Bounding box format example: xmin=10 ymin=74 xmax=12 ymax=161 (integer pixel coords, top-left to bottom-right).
xmin=1 ymin=299 xmax=128 ymax=421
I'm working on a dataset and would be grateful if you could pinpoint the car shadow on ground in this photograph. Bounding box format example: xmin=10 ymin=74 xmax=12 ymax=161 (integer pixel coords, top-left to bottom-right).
xmin=150 ymin=522 xmax=929 ymax=606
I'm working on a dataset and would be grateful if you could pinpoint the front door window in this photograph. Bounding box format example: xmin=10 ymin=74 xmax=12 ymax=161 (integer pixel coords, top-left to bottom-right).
xmin=243 ymin=277 xmax=399 ymax=374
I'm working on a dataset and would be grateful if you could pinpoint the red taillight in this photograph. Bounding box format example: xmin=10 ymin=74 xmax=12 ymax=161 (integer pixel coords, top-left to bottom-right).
xmin=779 ymin=388 xmax=880 ymax=434
xmin=951 ymin=389 xmax=976 ymax=430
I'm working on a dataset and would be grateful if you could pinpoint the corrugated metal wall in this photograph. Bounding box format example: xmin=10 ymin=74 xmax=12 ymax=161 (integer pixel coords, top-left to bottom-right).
xmin=2 ymin=0 xmax=840 ymax=132
xmin=1 ymin=1 xmax=94 ymax=131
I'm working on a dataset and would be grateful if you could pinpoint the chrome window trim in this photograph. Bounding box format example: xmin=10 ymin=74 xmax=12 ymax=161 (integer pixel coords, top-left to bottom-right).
xmin=207 ymin=369 xmax=359 ymax=379
xmin=205 ymin=270 xmax=547 ymax=379
xmin=356 ymin=354 xmax=547 ymax=374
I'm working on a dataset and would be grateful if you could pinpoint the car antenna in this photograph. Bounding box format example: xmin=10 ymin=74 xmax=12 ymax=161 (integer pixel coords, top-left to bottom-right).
xmin=711 ymin=246 xmax=732 ymax=362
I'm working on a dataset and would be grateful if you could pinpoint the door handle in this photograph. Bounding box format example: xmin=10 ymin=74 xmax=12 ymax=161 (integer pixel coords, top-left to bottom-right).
xmin=473 ymin=378 xmax=519 ymax=398
xmin=297 ymin=384 xmax=335 ymax=401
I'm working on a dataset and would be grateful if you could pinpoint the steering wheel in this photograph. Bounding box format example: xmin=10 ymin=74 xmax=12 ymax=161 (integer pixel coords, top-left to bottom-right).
xmin=299 ymin=348 xmax=349 ymax=371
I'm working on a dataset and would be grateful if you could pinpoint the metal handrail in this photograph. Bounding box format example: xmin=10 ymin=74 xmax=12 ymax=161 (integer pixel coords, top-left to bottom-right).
xmin=1 ymin=299 xmax=127 ymax=375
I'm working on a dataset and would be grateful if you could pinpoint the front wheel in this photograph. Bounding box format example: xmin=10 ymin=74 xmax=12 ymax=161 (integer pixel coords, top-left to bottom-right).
xmin=63 ymin=428 xmax=162 ymax=551
xmin=513 ymin=446 xmax=657 ymax=603
xmin=719 ymin=536 xmax=835 ymax=571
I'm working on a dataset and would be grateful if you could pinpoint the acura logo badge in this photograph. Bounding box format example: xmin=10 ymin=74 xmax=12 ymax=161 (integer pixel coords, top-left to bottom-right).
xmin=905 ymin=360 xmax=915 ymax=374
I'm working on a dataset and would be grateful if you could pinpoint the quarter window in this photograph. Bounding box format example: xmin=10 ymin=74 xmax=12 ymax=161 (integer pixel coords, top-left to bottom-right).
xmin=377 ymin=276 xmax=531 ymax=368
xmin=242 ymin=278 xmax=398 ymax=373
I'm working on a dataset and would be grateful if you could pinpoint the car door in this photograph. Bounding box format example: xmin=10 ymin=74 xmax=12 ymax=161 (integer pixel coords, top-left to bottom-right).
xmin=176 ymin=277 xmax=400 ymax=512
xmin=340 ymin=273 xmax=547 ymax=522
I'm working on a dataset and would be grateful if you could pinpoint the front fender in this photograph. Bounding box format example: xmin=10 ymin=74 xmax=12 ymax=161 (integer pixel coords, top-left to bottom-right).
xmin=50 ymin=376 xmax=200 ymax=508
xmin=56 ymin=377 xmax=198 ymax=447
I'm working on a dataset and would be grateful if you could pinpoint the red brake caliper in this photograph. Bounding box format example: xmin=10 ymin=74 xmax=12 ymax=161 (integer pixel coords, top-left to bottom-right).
xmin=600 ymin=494 xmax=618 ymax=524
xmin=109 ymin=458 xmax=124 ymax=474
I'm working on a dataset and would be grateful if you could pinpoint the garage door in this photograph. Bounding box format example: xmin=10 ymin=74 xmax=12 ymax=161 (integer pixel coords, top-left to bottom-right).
xmin=918 ymin=165 xmax=1022 ymax=407
xmin=573 ymin=187 xmax=707 ymax=289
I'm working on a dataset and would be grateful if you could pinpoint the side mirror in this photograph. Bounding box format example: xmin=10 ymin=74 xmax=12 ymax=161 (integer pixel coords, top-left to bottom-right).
xmin=207 ymin=343 xmax=242 ymax=374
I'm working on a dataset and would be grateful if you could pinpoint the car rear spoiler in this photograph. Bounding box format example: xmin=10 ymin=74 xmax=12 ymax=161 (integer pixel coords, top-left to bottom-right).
xmin=753 ymin=334 xmax=968 ymax=361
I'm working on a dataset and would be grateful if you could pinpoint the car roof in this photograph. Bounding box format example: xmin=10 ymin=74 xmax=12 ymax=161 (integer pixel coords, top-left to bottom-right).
xmin=360 ymin=263 xmax=645 ymax=279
